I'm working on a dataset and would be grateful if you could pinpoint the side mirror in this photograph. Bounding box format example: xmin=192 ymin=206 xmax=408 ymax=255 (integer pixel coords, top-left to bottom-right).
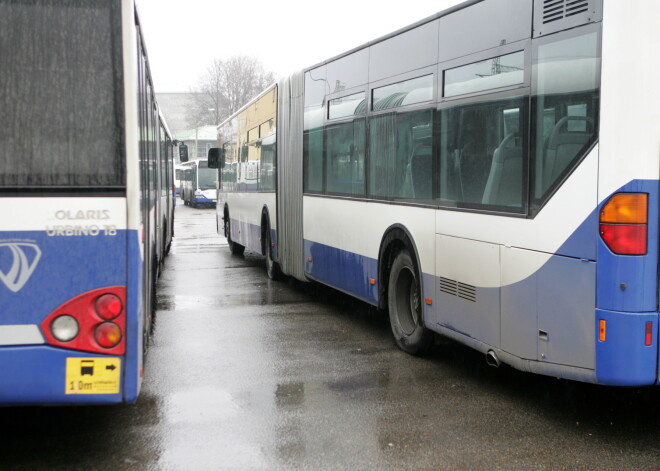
xmin=208 ymin=147 xmax=219 ymax=168
xmin=179 ymin=144 xmax=189 ymax=162
xmin=207 ymin=147 xmax=225 ymax=169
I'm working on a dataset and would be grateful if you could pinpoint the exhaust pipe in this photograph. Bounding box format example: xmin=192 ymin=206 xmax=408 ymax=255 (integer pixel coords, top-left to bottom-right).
xmin=486 ymin=350 xmax=501 ymax=368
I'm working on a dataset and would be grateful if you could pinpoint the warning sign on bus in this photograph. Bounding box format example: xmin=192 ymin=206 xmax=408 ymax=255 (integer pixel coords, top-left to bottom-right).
xmin=65 ymin=357 xmax=121 ymax=395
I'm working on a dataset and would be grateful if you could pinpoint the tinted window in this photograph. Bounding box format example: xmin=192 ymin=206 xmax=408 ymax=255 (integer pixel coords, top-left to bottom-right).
xmin=369 ymin=20 xmax=439 ymax=82
xmin=328 ymin=93 xmax=366 ymax=120
xmin=304 ymin=66 xmax=327 ymax=108
xmin=326 ymin=49 xmax=368 ymax=94
xmin=260 ymin=134 xmax=276 ymax=191
xmin=369 ymin=110 xmax=433 ymax=200
xmin=444 ymin=51 xmax=524 ymax=97
xmin=372 ymin=75 xmax=433 ymax=111
xmin=439 ymin=96 xmax=527 ymax=211
xmin=438 ymin=0 xmax=532 ymax=62
xmin=304 ymin=69 xmax=325 ymax=193
xmin=326 ymin=119 xmax=365 ymax=196
xmin=304 ymin=128 xmax=323 ymax=193
xmin=0 ymin=0 xmax=124 ymax=189
xmin=530 ymin=29 xmax=599 ymax=212
xmin=198 ymin=165 xmax=217 ymax=190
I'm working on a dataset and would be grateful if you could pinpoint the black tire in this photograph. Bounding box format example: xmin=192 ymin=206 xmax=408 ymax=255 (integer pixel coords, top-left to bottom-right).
xmin=225 ymin=216 xmax=245 ymax=256
xmin=265 ymin=224 xmax=281 ymax=280
xmin=387 ymin=249 xmax=433 ymax=354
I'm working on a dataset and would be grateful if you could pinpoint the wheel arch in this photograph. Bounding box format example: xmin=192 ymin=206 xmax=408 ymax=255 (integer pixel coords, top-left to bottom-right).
xmin=377 ymin=224 xmax=424 ymax=311
xmin=260 ymin=205 xmax=272 ymax=257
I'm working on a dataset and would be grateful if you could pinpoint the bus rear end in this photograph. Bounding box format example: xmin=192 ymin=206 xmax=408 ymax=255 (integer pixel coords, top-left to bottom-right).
xmin=595 ymin=1 xmax=660 ymax=386
xmin=0 ymin=0 xmax=140 ymax=404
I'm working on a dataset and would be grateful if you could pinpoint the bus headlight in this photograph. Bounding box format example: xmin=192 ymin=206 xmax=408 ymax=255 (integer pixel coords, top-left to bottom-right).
xmin=51 ymin=315 xmax=79 ymax=342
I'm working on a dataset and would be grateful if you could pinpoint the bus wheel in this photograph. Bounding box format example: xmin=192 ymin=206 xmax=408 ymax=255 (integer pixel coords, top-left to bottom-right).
xmin=387 ymin=249 xmax=432 ymax=354
xmin=225 ymin=217 xmax=245 ymax=256
xmin=265 ymin=224 xmax=281 ymax=280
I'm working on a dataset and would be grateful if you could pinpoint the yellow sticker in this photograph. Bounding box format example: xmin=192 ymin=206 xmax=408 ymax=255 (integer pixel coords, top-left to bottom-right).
xmin=65 ymin=357 xmax=121 ymax=395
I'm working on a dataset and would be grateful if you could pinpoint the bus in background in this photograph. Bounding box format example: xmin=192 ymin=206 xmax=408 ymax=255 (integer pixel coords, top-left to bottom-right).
xmin=0 ymin=0 xmax=174 ymax=404
xmin=210 ymin=0 xmax=660 ymax=386
xmin=180 ymin=159 xmax=217 ymax=208
xmin=174 ymin=163 xmax=185 ymax=198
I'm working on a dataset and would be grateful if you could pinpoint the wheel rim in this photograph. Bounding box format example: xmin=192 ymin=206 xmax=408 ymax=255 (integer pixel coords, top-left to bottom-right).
xmin=395 ymin=266 xmax=420 ymax=336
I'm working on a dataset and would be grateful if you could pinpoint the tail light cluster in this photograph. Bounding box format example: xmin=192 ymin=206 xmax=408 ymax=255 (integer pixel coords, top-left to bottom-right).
xmin=41 ymin=287 xmax=126 ymax=355
xmin=599 ymin=193 xmax=648 ymax=255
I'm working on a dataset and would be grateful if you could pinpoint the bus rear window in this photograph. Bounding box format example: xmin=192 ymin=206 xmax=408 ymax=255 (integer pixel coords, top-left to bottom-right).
xmin=0 ymin=0 xmax=124 ymax=189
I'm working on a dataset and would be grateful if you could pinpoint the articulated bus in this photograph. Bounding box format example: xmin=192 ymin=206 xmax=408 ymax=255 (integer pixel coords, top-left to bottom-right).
xmin=0 ymin=0 xmax=174 ymax=404
xmin=210 ymin=0 xmax=660 ymax=387
xmin=180 ymin=159 xmax=218 ymax=208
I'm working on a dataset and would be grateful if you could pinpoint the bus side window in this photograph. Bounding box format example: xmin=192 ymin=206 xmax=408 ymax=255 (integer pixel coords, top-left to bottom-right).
xmin=368 ymin=109 xmax=432 ymax=201
xmin=325 ymin=119 xmax=365 ymax=197
xmin=439 ymin=96 xmax=526 ymax=211
xmin=531 ymin=29 xmax=600 ymax=212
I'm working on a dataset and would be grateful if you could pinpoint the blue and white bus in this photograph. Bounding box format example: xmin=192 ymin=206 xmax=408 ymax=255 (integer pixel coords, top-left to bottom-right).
xmin=0 ymin=0 xmax=174 ymax=404
xmin=180 ymin=159 xmax=218 ymax=208
xmin=211 ymin=0 xmax=660 ymax=386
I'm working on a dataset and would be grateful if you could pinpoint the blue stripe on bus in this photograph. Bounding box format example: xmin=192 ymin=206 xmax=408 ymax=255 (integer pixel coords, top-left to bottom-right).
xmin=0 ymin=230 xmax=128 ymax=325
xmin=123 ymin=229 xmax=142 ymax=403
xmin=0 ymin=346 xmax=123 ymax=405
xmin=195 ymin=195 xmax=216 ymax=204
xmin=304 ymin=239 xmax=379 ymax=306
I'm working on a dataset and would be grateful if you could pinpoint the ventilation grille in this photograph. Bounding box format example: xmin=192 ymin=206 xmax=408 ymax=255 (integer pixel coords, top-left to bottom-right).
xmin=533 ymin=0 xmax=600 ymax=38
xmin=543 ymin=0 xmax=589 ymax=24
xmin=439 ymin=277 xmax=476 ymax=303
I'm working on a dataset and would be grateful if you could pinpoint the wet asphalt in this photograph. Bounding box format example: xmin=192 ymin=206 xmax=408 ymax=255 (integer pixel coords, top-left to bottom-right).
xmin=1 ymin=202 xmax=660 ymax=470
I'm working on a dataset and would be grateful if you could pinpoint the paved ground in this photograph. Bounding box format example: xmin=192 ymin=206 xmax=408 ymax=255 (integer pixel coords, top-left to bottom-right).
xmin=1 ymin=203 xmax=660 ymax=470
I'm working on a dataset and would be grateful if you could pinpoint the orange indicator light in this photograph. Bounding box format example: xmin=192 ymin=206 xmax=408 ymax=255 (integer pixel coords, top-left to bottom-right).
xmin=369 ymin=278 xmax=376 ymax=286
xmin=600 ymin=193 xmax=647 ymax=224
xmin=599 ymin=319 xmax=607 ymax=342
xmin=307 ymin=257 xmax=312 ymax=262
xmin=425 ymin=298 xmax=433 ymax=306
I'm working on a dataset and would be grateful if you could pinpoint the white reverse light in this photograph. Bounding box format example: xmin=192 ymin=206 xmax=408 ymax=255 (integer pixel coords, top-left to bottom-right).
xmin=51 ymin=315 xmax=79 ymax=342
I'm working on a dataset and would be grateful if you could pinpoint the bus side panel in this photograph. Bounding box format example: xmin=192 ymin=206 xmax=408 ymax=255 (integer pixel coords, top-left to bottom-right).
xmin=304 ymin=239 xmax=378 ymax=306
xmin=302 ymin=197 xmax=435 ymax=308
xmin=228 ymin=192 xmax=276 ymax=253
xmin=123 ymin=229 xmax=144 ymax=403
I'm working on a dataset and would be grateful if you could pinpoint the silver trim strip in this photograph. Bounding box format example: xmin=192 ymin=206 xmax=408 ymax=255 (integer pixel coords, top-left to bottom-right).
xmin=0 ymin=325 xmax=45 ymax=345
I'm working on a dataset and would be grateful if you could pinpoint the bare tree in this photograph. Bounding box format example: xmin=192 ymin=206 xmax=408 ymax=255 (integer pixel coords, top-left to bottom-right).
xmin=187 ymin=55 xmax=275 ymax=127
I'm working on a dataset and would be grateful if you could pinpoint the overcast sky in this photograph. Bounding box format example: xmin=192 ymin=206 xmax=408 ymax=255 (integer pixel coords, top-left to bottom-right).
xmin=136 ymin=0 xmax=460 ymax=93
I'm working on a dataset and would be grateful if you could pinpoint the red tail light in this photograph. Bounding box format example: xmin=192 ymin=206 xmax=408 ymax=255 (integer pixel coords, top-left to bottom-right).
xmin=599 ymin=224 xmax=647 ymax=255
xmin=599 ymin=193 xmax=648 ymax=255
xmin=41 ymin=286 xmax=126 ymax=355
xmin=95 ymin=294 xmax=123 ymax=320
xmin=645 ymin=322 xmax=653 ymax=346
